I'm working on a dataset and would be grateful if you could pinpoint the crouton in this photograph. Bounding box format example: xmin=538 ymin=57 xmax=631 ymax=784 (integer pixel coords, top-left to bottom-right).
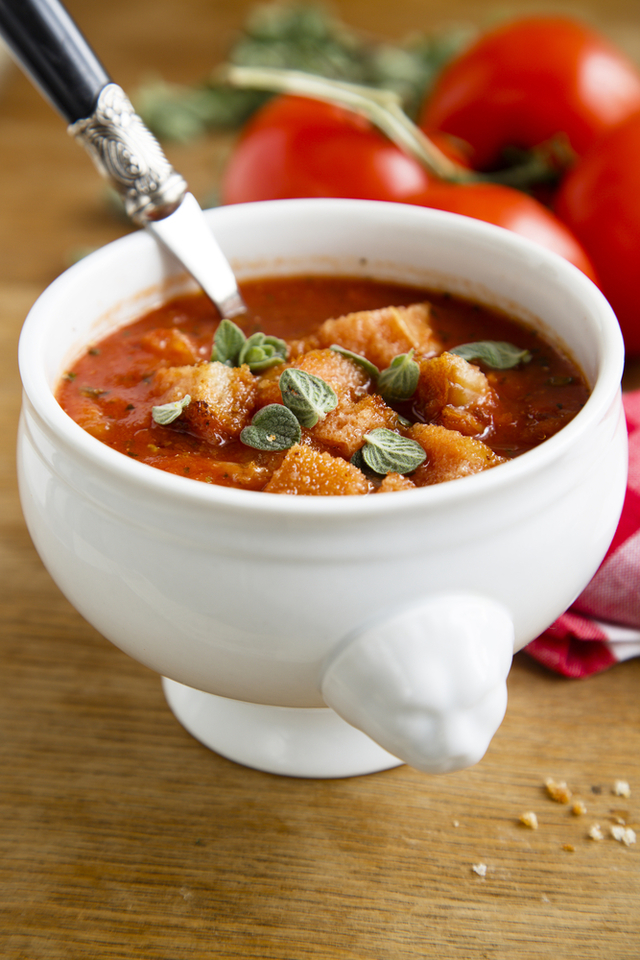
xmin=294 ymin=348 xmax=370 ymax=400
xmin=305 ymin=303 xmax=442 ymax=369
xmin=72 ymin=397 xmax=111 ymax=441
xmin=310 ymin=393 xmax=400 ymax=459
xmin=408 ymin=423 xmax=505 ymax=485
xmin=140 ymin=327 xmax=200 ymax=365
xmin=263 ymin=443 xmax=373 ymax=495
xmin=416 ymin=352 xmax=493 ymax=427
xmin=375 ymin=473 xmax=416 ymax=493
xmin=154 ymin=361 xmax=257 ymax=442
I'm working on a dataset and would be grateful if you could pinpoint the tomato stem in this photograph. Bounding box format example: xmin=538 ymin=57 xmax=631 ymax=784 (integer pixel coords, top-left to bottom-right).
xmin=218 ymin=65 xmax=475 ymax=184
xmin=218 ymin=65 xmax=570 ymax=192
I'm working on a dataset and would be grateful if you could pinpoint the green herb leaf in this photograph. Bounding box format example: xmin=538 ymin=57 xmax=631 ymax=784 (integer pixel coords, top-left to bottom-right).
xmin=450 ymin=341 xmax=532 ymax=369
xmin=329 ymin=344 xmax=379 ymax=380
xmin=355 ymin=428 xmax=426 ymax=475
xmin=240 ymin=403 xmax=301 ymax=450
xmin=238 ymin=331 xmax=288 ymax=372
xmin=279 ymin=368 xmax=338 ymax=428
xmin=211 ymin=318 xmax=246 ymax=365
xmin=152 ymin=394 xmax=191 ymax=425
xmin=378 ymin=350 xmax=420 ymax=401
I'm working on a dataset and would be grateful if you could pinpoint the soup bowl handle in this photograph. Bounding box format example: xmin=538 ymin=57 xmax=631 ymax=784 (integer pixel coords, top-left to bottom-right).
xmin=320 ymin=593 xmax=515 ymax=773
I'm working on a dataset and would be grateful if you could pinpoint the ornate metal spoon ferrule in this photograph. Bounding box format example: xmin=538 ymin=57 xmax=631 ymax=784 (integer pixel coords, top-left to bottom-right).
xmin=68 ymin=83 xmax=187 ymax=225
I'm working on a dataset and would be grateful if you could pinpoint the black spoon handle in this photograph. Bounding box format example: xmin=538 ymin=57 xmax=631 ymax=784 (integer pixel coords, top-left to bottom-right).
xmin=0 ymin=0 xmax=110 ymax=122
xmin=0 ymin=0 xmax=188 ymax=225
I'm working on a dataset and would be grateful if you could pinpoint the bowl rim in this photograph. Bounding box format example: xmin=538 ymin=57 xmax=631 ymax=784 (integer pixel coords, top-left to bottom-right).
xmin=18 ymin=198 xmax=625 ymax=519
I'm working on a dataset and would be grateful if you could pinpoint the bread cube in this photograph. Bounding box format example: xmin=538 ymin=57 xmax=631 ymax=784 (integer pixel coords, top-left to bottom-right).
xmin=264 ymin=443 xmax=373 ymax=495
xmin=140 ymin=327 xmax=200 ymax=365
xmin=300 ymin=303 xmax=442 ymax=369
xmin=416 ymin=352 xmax=493 ymax=428
xmin=408 ymin=423 xmax=505 ymax=485
xmin=154 ymin=361 xmax=257 ymax=442
xmin=375 ymin=473 xmax=416 ymax=493
xmin=310 ymin=393 xmax=399 ymax=459
xmin=294 ymin=348 xmax=370 ymax=399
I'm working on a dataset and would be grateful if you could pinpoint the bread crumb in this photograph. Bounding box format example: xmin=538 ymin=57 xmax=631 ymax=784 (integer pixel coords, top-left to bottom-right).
xmin=452 ymin=820 xmax=460 ymax=828
xmin=571 ymin=799 xmax=587 ymax=816
xmin=611 ymin=825 xmax=636 ymax=846
xmin=544 ymin=778 xmax=572 ymax=804
xmin=613 ymin=780 xmax=631 ymax=798
xmin=472 ymin=863 xmax=487 ymax=878
xmin=588 ymin=823 xmax=604 ymax=841
xmin=562 ymin=843 xmax=575 ymax=852
xmin=519 ymin=811 xmax=539 ymax=830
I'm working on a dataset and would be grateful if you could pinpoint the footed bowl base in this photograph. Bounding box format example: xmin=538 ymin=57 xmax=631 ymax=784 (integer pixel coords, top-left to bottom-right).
xmin=161 ymin=677 xmax=403 ymax=779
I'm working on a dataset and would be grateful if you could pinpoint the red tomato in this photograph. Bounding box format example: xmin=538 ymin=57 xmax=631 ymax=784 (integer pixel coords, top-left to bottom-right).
xmin=221 ymin=94 xmax=433 ymax=204
xmin=419 ymin=16 xmax=640 ymax=171
xmin=555 ymin=110 xmax=640 ymax=356
xmin=410 ymin=181 xmax=599 ymax=283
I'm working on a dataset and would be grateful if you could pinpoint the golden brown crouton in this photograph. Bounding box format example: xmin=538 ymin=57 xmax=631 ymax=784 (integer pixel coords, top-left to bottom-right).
xmin=72 ymin=397 xmax=111 ymax=440
xmin=416 ymin=352 xmax=493 ymax=428
xmin=140 ymin=328 xmax=200 ymax=365
xmin=154 ymin=361 xmax=257 ymax=442
xmin=437 ymin=404 xmax=486 ymax=436
xmin=294 ymin=348 xmax=370 ymax=400
xmin=263 ymin=443 xmax=373 ymax=496
xmin=310 ymin=393 xmax=400 ymax=459
xmin=408 ymin=423 xmax=505 ymax=486
xmin=306 ymin=303 xmax=442 ymax=369
xmin=375 ymin=473 xmax=416 ymax=493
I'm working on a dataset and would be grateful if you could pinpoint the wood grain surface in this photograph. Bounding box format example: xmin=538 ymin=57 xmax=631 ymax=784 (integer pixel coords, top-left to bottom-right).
xmin=0 ymin=2 xmax=638 ymax=958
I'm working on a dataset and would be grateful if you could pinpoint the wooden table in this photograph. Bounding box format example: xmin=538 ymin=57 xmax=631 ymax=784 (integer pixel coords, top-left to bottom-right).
xmin=1 ymin=2 xmax=638 ymax=957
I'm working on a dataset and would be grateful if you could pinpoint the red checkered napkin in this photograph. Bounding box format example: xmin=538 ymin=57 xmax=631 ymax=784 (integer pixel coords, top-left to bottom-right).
xmin=524 ymin=390 xmax=640 ymax=677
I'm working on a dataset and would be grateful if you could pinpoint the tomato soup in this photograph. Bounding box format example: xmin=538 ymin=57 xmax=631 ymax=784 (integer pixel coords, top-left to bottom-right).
xmin=56 ymin=276 xmax=589 ymax=494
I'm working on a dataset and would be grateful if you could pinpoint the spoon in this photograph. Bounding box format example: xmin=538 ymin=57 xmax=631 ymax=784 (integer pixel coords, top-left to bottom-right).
xmin=0 ymin=0 xmax=246 ymax=319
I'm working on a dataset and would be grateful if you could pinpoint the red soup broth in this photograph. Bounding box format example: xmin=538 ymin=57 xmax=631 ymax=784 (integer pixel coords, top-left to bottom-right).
xmin=56 ymin=275 xmax=589 ymax=492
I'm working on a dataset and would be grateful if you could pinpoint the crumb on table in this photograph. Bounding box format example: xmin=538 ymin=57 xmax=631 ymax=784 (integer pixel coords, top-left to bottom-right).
xmin=613 ymin=780 xmax=631 ymax=798
xmin=544 ymin=778 xmax=572 ymax=804
xmin=519 ymin=811 xmax=539 ymax=830
xmin=611 ymin=825 xmax=636 ymax=846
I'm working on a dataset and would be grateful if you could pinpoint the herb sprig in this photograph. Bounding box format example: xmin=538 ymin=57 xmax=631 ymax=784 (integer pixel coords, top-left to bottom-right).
xmin=240 ymin=404 xmax=302 ymax=450
xmin=135 ymin=4 xmax=473 ymax=140
xmin=377 ymin=350 xmax=420 ymax=402
xmin=152 ymin=394 xmax=192 ymax=425
xmin=450 ymin=340 xmax=532 ymax=369
xmin=211 ymin=318 xmax=288 ymax=372
xmin=279 ymin=368 xmax=338 ymax=427
xmin=352 ymin=429 xmax=426 ymax=476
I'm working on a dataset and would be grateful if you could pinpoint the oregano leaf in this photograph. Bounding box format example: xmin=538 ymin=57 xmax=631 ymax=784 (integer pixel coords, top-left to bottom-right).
xmin=152 ymin=394 xmax=191 ymax=425
xmin=238 ymin=331 xmax=288 ymax=372
xmin=450 ymin=340 xmax=532 ymax=369
xmin=240 ymin=404 xmax=301 ymax=451
xmin=356 ymin=428 xmax=426 ymax=475
xmin=211 ymin=318 xmax=246 ymax=365
xmin=378 ymin=350 xmax=420 ymax=402
xmin=279 ymin=368 xmax=338 ymax=428
xmin=329 ymin=344 xmax=379 ymax=380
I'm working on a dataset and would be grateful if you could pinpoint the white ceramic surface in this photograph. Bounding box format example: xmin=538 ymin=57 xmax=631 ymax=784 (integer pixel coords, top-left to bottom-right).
xmin=17 ymin=199 xmax=627 ymax=778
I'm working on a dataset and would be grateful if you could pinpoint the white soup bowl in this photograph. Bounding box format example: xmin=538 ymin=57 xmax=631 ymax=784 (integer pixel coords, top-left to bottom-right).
xmin=17 ymin=199 xmax=627 ymax=778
